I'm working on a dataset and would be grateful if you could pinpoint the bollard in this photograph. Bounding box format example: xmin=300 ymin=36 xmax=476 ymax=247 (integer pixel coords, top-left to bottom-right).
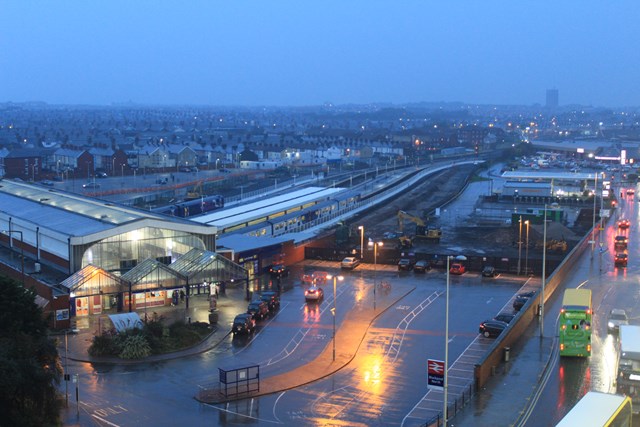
xmin=504 ymin=347 xmax=511 ymax=362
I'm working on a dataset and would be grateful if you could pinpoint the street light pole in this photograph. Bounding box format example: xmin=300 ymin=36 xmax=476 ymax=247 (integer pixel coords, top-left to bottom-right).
xmin=591 ymin=172 xmax=598 ymax=258
xmin=444 ymin=255 xmax=451 ymax=426
xmin=525 ymin=220 xmax=530 ymax=275
xmin=517 ymin=215 xmax=523 ymax=275
xmin=358 ymin=226 xmax=364 ymax=260
xmin=368 ymin=241 xmax=383 ymax=310
xmin=328 ymin=274 xmax=343 ymax=362
xmin=3 ymin=230 xmax=24 ymax=285
xmin=540 ymin=204 xmax=548 ymax=337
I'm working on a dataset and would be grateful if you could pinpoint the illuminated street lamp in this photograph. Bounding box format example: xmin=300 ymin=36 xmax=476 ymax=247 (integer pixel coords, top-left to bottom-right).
xmin=525 ymin=220 xmax=530 ymax=275
xmin=368 ymin=240 xmax=383 ymax=310
xmin=358 ymin=225 xmax=364 ymax=260
xmin=517 ymin=215 xmax=523 ymax=275
xmin=327 ymin=274 xmax=343 ymax=361
xmin=444 ymin=255 xmax=454 ymax=427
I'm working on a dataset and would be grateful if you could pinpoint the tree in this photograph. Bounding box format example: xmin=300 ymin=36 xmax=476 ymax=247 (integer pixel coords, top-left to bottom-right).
xmin=0 ymin=276 xmax=62 ymax=426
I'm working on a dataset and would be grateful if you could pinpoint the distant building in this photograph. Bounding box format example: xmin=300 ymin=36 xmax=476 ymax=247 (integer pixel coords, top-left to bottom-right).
xmin=546 ymin=89 xmax=559 ymax=109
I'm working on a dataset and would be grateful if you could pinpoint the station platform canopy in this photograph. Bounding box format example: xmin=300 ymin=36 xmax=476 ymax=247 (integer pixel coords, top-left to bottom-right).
xmin=169 ymin=248 xmax=248 ymax=284
xmin=501 ymin=171 xmax=600 ymax=181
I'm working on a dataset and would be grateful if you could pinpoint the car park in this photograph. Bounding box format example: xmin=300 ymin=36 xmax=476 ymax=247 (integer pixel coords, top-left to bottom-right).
xmin=614 ymin=235 xmax=628 ymax=249
xmin=513 ymin=291 xmax=536 ymax=311
xmin=341 ymin=256 xmax=360 ymax=270
xmin=398 ymin=258 xmax=414 ymax=271
xmin=304 ymin=286 xmax=324 ymax=302
xmin=260 ymin=291 xmax=280 ymax=311
xmin=607 ymin=308 xmax=629 ymax=334
xmin=269 ymin=264 xmax=289 ymax=278
xmin=481 ymin=266 xmax=497 ymax=277
xmin=231 ymin=313 xmax=256 ymax=335
xmin=449 ymin=263 xmax=466 ymax=275
xmin=494 ymin=313 xmax=515 ymax=324
xmin=82 ymin=182 xmax=100 ymax=189
xmin=614 ymin=253 xmax=628 ymax=267
xmin=247 ymin=300 xmax=269 ymax=320
xmin=618 ymin=219 xmax=631 ymax=229
xmin=479 ymin=320 xmax=508 ymax=338
xmin=413 ymin=260 xmax=431 ymax=273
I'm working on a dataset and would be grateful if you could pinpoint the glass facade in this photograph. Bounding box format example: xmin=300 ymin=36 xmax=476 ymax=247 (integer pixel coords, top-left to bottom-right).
xmin=81 ymin=226 xmax=206 ymax=274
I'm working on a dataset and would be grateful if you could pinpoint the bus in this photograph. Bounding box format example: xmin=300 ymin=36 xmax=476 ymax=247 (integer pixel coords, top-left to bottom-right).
xmin=556 ymin=391 xmax=632 ymax=427
xmin=617 ymin=325 xmax=640 ymax=413
xmin=559 ymin=288 xmax=592 ymax=357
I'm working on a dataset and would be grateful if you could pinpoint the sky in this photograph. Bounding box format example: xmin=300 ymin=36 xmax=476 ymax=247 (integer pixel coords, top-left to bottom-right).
xmin=2 ymin=1 xmax=639 ymax=108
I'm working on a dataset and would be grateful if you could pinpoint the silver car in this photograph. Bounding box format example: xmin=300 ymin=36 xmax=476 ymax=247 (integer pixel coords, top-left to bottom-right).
xmin=607 ymin=308 xmax=628 ymax=334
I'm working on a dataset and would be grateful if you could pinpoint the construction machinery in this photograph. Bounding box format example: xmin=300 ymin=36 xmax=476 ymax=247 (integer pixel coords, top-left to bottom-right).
xmin=397 ymin=210 xmax=441 ymax=243
xmin=186 ymin=181 xmax=203 ymax=200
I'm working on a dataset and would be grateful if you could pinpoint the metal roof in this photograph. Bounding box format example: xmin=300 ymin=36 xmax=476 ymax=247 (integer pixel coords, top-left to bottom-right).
xmin=501 ymin=171 xmax=599 ymax=180
xmin=59 ymin=265 xmax=128 ymax=297
xmin=169 ymin=248 xmax=248 ymax=283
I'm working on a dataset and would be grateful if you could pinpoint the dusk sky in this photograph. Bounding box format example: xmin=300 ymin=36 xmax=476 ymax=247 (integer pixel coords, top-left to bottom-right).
xmin=2 ymin=1 xmax=639 ymax=108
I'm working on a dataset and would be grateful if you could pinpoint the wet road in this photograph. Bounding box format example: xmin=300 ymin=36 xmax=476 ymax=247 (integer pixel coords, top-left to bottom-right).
xmin=527 ymin=185 xmax=640 ymax=425
xmin=61 ymin=262 xmax=530 ymax=426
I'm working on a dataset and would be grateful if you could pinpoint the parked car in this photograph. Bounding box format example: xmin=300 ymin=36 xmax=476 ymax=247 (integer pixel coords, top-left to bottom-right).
xmin=479 ymin=320 xmax=508 ymax=338
xmin=40 ymin=180 xmax=55 ymax=186
xmin=341 ymin=256 xmax=360 ymax=270
xmin=219 ymin=168 xmax=231 ymax=173
xmin=95 ymin=171 xmax=108 ymax=178
xmin=614 ymin=235 xmax=628 ymax=249
xmin=614 ymin=253 xmax=628 ymax=267
xmin=513 ymin=291 xmax=536 ymax=311
xmin=413 ymin=260 xmax=431 ymax=273
xmin=304 ymin=286 xmax=324 ymax=302
xmin=398 ymin=258 xmax=414 ymax=271
xmin=82 ymin=182 xmax=100 ymax=189
xmin=449 ymin=263 xmax=466 ymax=275
xmin=247 ymin=300 xmax=269 ymax=321
xmin=607 ymin=308 xmax=629 ymax=334
xmin=156 ymin=177 xmax=168 ymax=185
xmin=494 ymin=313 xmax=515 ymax=324
xmin=618 ymin=219 xmax=631 ymax=229
xmin=231 ymin=313 xmax=256 ymax=335
xmin=269 ymin=264 xmax=289 ymax=278
xmin=260 ymin=291 xmax=280 ymax=311
xmin=481 ymin=266 xmax=497 ymax=277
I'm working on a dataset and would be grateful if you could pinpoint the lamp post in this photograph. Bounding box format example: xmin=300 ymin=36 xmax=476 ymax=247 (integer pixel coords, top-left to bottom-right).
xmin=517 ymin=215 xmax=523 ymax=275
xmin=444 ymin=255 xmax=452 ymax=426
xmin=540 ymin=204 xmax=548 ymax=337
xmin=327 ymin=274 xmax=343 ymax=361
xmin=525 ymin=220 xmax=530 ymax=275
xmin=358 ymin=226 xmax=364 ymax=260
xmin=591 ymin=172 xmax=598 ymax=258
xmin=368 ymin=240 xmax=383 ymax=310
xmin=2 ymin=230 xmax=24 ymax=285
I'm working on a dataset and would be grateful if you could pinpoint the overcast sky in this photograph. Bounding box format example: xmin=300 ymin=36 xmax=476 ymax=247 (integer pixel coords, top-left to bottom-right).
xmin=2 ymin=1 xmax=639 ymax=108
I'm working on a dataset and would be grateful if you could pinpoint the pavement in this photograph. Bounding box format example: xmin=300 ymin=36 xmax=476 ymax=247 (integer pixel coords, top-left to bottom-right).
xmin=57 ymin=263 xmax=556 ymax=427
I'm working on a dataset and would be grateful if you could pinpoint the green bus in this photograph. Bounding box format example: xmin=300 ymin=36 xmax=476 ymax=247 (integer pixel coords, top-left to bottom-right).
xmin=559 ymin=288 xmax=592 ymax=357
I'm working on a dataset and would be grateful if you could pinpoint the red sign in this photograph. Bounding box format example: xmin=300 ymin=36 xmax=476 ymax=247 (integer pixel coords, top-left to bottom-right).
xmin=427 ymin=359 xmax=445 ymax=389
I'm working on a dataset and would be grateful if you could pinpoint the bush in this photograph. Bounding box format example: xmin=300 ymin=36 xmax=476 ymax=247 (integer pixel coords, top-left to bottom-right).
xmin=88 ymin=333 xmax=121 ymax=357
xmin=119 ymin=335 xmax=151 ymax=359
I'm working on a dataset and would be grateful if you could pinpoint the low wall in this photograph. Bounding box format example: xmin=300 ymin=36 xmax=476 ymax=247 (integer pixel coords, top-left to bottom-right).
xmin=473 ymin=221 xmax=604 ymax=389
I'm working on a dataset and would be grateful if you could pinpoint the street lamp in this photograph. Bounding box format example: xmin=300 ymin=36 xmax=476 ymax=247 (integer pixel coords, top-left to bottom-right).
xmin=368 ymin=240 xmax=383 ymax=310
xmin=358 ymin=226 xmax=364 ymax=260
xmin=540 ymin=205 xmax=548 ymax=337
xmin=517 ymin=215 xmax=523 ymax=275
xmin=2 ymin=230 xmax=24 ymax=285
xmin=327 ymin=274 xmax=343 ymax=361
xmin=444 ymin=255 xmax=453 ymax=426
xmin=525 ymin=220 xmax=530 ymax=275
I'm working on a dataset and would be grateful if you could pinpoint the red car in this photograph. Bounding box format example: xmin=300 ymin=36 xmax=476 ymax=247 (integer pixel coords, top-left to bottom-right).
xmin=614 ymin=253 xmax=628 ymax=267
xmin=618 ymin=219 xmax=631 ymax=229
xmin=449 ymin=263 xmax=466 ymax=275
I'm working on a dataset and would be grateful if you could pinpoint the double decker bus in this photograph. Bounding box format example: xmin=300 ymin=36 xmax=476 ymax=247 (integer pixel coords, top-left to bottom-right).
xmin=617 ymin=325 xmax=640 ymax=413
xmin=559 ymin=288 xmax=592 ymax=357
xmin=556 ymin=391 xmax=632 ymax=427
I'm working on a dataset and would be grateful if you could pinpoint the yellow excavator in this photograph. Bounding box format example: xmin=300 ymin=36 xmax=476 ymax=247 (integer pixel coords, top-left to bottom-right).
xmin=397 ymin=210 xmax=442 ymax=243
xmin=186 ymin=181 xmax=203 ymax=200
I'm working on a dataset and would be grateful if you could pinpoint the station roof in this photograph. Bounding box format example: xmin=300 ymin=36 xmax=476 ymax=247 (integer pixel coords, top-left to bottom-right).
xmin=0 ymin=180 xmax=216 ymax=245
xmin=501 ymin=171 xmax=599 ymax=180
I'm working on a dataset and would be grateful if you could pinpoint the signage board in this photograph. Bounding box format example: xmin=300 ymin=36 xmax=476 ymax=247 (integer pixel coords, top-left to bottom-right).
xmin=427 ymin=359 xmax=445 ymax=390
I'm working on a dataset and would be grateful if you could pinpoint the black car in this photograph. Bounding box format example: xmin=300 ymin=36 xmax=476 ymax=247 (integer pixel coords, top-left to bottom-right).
xmin=494 ymin=313 xmax=515 ymax=324
xmin=481 ymin=266 xmax=497 ymax=277
xmin=260 ymin=291 xmax=280 ymax=311
xmin=398 ymin=258 xmax=414 ymax=271
xmin=247 ymin=300 xmax=269 ymax=321
xmin=513 ymin=291 xmax=536 ymax=311
xmin=269 ymin=264 xmax=289 ymax=278
xmin=231 ymin=313 xmax=256 ymax=335
xmin=413 ymin=260 xmax=431 ymax=273
xmin=479 ymin=320 xmax=508 ymax=338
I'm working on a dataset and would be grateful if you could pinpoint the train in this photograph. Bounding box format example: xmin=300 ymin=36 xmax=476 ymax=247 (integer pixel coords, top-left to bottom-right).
xmin=153 ymin=195 xmax=225 ymax=218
